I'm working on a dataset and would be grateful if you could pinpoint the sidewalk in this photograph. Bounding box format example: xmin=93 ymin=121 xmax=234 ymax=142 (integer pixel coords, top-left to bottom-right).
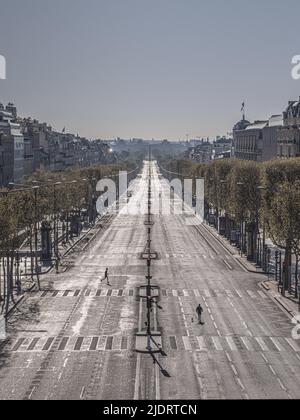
xmin=261 ymin=280 xmax=299 ymax=318
xmin=203 ymin=222 xmax=300 ymax=317
xmin=0 ymin=223 xmax=99 ymax=319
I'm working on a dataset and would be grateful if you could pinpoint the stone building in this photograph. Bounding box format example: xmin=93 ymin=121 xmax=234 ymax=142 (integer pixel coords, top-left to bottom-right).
xmin=0 ymin=103 xmax=24 ymax=184
xmin=277 ymin=99 xmax=300 ymax=158
xmin=233 ymin=115 xmax=283 ymax=162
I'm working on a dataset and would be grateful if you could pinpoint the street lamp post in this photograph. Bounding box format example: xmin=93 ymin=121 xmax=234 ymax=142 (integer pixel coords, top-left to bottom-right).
xmin=32 ymin=185 xmax=41 ymax=290
xmin=53 ymin=182 xmax=62 ymax=272
xmin=237 ymin=182 xmax=245 ymax=255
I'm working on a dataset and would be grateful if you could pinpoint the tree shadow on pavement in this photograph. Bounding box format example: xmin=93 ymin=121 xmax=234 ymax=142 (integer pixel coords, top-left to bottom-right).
xmin=148 ymin=335 xmax=171 ymax=378
xmin=6 ymin=301 xmax=41 ymax=331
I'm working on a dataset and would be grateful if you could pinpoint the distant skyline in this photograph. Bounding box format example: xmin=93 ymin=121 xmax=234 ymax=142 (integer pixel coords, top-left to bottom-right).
xmin=0 ymin=0 xmax=300 ymax=140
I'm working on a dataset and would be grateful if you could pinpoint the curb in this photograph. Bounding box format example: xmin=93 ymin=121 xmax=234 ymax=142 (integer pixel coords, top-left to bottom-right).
xmin=260 ymin=280 xmax=299 ymax=317
xmin=261 ymin=282 xmax=270 ymax=291
xmin=202 ymin=224 xmax=266 ymax=275
xmin=5 ymin=295 xmax=25 ymax=319
xmin=274 ymin=296 xmax=296 ymax=317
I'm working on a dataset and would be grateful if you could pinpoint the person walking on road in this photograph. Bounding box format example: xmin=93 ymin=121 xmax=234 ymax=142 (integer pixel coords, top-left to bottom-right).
xmin=101 ymin=268 xmax=110 ymax=286
xmin=196 ymin=303 xmax=204 ymax=325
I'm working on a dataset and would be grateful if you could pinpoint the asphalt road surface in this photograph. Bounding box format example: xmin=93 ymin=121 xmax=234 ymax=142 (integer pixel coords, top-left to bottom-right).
xmin=0 ymin=161 xmax=300 ymax=400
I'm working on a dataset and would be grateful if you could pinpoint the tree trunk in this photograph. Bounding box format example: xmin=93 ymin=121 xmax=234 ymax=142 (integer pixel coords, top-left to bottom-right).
xmin=295 ymin=255 xmax=299 ymax=299
xmin=283 ymin=244 xmax=292 ymax=295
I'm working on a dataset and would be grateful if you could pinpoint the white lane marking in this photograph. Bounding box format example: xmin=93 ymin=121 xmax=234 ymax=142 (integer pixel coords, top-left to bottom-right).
xmin=153 ymin=301 xmax=158 ymax=332
xmin=258 ymin=290 xmax=267 ymax=299
xmin=230 ymin=364 xmax=238 ymax=376
xmin=182 ymin=336 xmax=192 ymax=351
xmin=226 ymin=336 xmax=238 ymax=351
xmin=212 ymin=336 xmax=223 ymax=351
xmin=277 ymin=378 xmax=287 ymax=391
xmin=155 ymin=363 xmax=161 ymax=400
xmin=80 ymin=386 xmax=85 ymax=400
xmin=235 ymin=289 xmax=243 ymax=298
xmin=138 ymin=300 xmax=143 ymax=332
xmin=285 ymin=338 xmax=300 ymax=352
xmin=196 ymin=336 xmax=207 ymax=352
xmin=27 ymin=386 xmax=36 ymax=400
xmin=269 ymin=365 xmax=276 ymax=376
xmin=183 ymin=289 xmax=189 ymax=297
xmin=134 ymin=354 xmax=141 ymax=400
xmin=223 ymin=259 xmax=232 ymax=270
xmin=236 ymin=377 xmax=246 ymax=391
xmin=270 ymin=337 xmax=282 ymax=352
xmin=193 ymin=289 xmax=200 ymax=297
xmin=261 ymin=352 xmax=269 ymax=363
xmin=172 ymin=290 xmax=178 ymax=297
xmin=225 ymin=351 xmax=232 ymax=362
xmin=255 ymin=337 xmax=268 ymax=351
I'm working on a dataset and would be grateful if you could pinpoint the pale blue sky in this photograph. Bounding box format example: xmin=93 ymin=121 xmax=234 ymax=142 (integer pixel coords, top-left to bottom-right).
xmin=0 ymin=0 xmax=300 ymax=139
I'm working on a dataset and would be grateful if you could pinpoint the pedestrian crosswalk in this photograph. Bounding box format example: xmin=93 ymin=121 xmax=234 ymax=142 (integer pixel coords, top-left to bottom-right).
xmin=8 ymin=334 xmax=300 ymax=354
xmin=9 ymin=335 xmax=135 ymax=353
xmin=164 ymin=253 xmax=216 ymax=260
xmin=35 ymin=288 xmax=267 ymax=300
xmin=168 ymin=335 xmax=300 ymax=354
xmin=37 ymin=289 xmax=136 ymax=298
xmin=160 ymin=288 xmax=267 ymax=300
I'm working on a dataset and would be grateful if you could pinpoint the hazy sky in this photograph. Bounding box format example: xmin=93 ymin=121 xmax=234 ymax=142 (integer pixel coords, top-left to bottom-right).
xmin=0 ymin=0 xmax=300 ymax=139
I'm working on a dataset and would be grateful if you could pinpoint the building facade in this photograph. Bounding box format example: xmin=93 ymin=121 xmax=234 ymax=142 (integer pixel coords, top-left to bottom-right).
xmin=233 ymin=115 xmax=283 ymax=162
xmin=0 ymin=101 xmax=117 ymax=187
xmin=277 ymin=99 xmax=300 ymax=158
xmin=0 ymin=103 xmax=24 ymax=184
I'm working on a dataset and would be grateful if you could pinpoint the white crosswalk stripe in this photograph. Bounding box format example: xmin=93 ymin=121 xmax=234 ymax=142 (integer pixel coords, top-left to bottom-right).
xmin=235 ymin=290 xmax=243 ymax=298
xmin=204 ymin=289 xmax=211 ymax=298
xmin=285 ymin=338 xmax=300 ymax=352
xmin=211 ymin=336 xmax=223 ymax=351
xmin=196 ymin=336 xmax=207 ymax=352
xmin=255 ymin=337 xmax=268 ymax=351
xmin=270 ymin=337 xmax=282 ymax=352
xmin=247 ymin=290 xmax=256 ymax=299
xmin=226 ymin=336 xmax=238 ymax=351
xmin=182 ymin=336 xmax=192 ymax=350
xmin=240 ymin=336 xmax=253 ymax=351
